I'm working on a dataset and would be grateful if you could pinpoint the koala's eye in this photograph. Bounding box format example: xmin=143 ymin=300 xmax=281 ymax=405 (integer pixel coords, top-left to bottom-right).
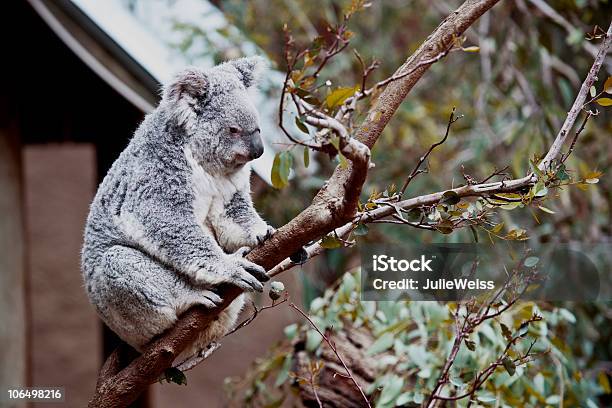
xmin=229 ymin=126 xmax=241 ymax=135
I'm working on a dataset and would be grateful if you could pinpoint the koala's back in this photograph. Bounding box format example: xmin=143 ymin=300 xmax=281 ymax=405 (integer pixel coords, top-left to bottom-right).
xmin=82 ymin=114 xmax=186 ymax=270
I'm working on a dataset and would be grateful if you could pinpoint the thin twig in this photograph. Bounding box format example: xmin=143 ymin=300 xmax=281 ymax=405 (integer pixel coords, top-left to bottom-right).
xmin=539 ymin=22 xmax=612 ymax=170
xmin=559 ymin=110 xmax=593 ymax=164
xmin=289 ymin=303 xmax=372 ymax=408
xmin=400 ymin=107 xmax=463 ymax=195
xmin=224 ymin=294 xmax=289 ymax=337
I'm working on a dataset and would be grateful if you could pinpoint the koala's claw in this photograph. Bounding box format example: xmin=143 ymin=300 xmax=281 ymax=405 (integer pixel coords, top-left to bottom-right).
xmin=256 ymin=226 xmax=275 ymax=246
xmin=236 ymin=246 xmax=252 ymax=256
xmin=221 ymin=249 xmax=269 ymax=292
xmin=203 ymin=290 xmax=223 ymax=305
xmin=242 ymin=263 xmax=269 ymax=283
xmin=197 ymin=290 xmax=223 ymax=308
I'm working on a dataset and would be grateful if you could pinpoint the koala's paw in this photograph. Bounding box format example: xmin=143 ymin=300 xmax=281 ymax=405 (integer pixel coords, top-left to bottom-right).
xmin=223 ymin=247 xmax=269 ymax=292
xmin=255 ymin=225 xmax=276 ymax=246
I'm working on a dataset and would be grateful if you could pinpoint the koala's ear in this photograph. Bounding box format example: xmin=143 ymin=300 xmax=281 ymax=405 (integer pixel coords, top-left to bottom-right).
xmin=228 ymin=56 xmax=267 ymax=88
xmin=162 ymin=67 xmax=208 ymax=132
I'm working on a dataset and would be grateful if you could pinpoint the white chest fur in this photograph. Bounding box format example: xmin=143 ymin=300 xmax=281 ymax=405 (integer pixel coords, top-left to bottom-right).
xmin=183 ymin=146 xmax=249 ymax=231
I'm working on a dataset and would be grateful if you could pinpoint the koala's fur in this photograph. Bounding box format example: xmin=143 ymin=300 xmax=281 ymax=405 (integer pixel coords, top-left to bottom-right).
xmin=81 ymin=57 xmax=274 ymax=363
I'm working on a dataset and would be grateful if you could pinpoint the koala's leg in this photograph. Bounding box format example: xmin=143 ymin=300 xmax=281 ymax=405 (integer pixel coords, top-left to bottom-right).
xmin=91 ymin=244 xmax=227 ymax=351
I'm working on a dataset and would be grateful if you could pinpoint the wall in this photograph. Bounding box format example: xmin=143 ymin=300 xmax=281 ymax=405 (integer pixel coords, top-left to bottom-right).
xmin=23 ymin=144 xmax=100 ymax=408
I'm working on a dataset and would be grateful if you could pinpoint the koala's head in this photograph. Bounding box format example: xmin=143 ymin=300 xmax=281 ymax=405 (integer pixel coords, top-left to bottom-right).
xmin=161 ymin=56 xmax=267 ymax=173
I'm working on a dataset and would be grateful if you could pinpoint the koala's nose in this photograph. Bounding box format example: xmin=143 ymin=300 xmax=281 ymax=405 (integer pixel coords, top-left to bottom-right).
xmin=249 ymin=131 xmax=264 ymax=160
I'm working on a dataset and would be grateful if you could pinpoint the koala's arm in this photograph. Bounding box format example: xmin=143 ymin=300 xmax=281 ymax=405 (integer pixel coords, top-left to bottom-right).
xmin=210 ymin=188 xmax=274 ymax=253
xmin=119 ymin=182 xmax=268 ymax=292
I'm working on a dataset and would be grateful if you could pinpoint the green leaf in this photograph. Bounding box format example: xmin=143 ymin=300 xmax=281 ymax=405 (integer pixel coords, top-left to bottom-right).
xmin=310 ymin=297 xmax=326 ymax=312
xmin=366 ymin=332 xmax=394 ymax=355
xmin=441 ymin=190 xmax=461 ymax=205
xmin=604 ymin=76 xmax=612 ymax=94
xmin=295 ymin=116 xmax=309 ymax=134
xmin=271 ymin=151 xmax=293 ymax=189
xmin=163 ymin=367 xmax=187 ymax=385
xmin=406 ymin=208 xmax=422 ymax=222
xmin=290 ymin=247 xmax=308 ymax=264
xmin=533 ymin=182 xmax=548 ymax=198
xmin=462 ymin=46 xmax=480 ymax=52
xmin=530 ymin=159 xmax=544 ymax=179
xmin=302 ymin=95 xmax=321 ymax=106
xmin=559 ymin=308 xmax=576 ymax=323
xmin=595 ymin=97 xmax=612 ymax=106
xmin=556 ymin=164 xmax=570 ymax=181
xmin=284 ymin=323 xmax=298 ymax=340
xmin=354 ymin=223 xmax=369 ymax=236
xmin=590 ymin=85 xmax=597 ymax=97
xmin=320 ymin=235 xmax=342 ymax=249
xmin=436 ymin=220 xmax=454 ymax=234
xmin=491 ymin=222 xmax=504 ymax=234
xmin=305 ymin=329 xmax=322 ymax=351
xmin=338 ymin=153 xmax=348 ymax=169
xmin=516 ymin=322 xmax=530 ymax=337
xmin=469 ymin=226 xmax=479 ymax=243
xmin=586 ymin=399 xmax=600 ymax=408
xmin=567 ymin=28 xmax=584 ymax=45
xmin=502 ymin=356 xmax=516 ymax=376
xmin=330 ymin=136 xmax=340 ymax=151
xmin=500 ymin=323 xmax=512 ymax=341
xmin=377 ymin=375 xmax=404 ymax=406
xmin=477 ymin=393 xmax=498 ymax=403
xmin=274 ymin=355 xmax=293 ymax=387
xmin=524 ymin=256 xmax=539 ymax=267
xmin=303 ymin=147 xmax=310 ymax=168
xmin=505 ymin=228 xmax=528 ymax=241
xmin=598 ymin=371 xmax=612 ymax=393
xmin=325 ymin=86 xmax=357 ymax=109
xmin=395 ymin=392 xmax=412 ymax=406
xmin=538 ymin=205 xmax=555 ymax=214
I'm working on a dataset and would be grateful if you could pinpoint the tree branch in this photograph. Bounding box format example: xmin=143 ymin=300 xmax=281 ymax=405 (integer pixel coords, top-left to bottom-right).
xmin=539 ymin=21 xmax=612 ymax=170
xmin=90 ymin=2 xmax=503 ymax=406
xmin=269 ymin=23 xmax=612 ymax=277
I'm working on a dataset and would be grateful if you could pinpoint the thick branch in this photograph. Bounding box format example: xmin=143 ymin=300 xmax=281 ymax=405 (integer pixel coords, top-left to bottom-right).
xmin=539 ymin=22 xmax=612 ymax=170
xmin=90 ymin=2 xmax=502 ymax=406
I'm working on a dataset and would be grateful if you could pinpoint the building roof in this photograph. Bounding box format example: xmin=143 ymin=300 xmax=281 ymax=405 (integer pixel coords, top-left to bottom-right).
xmin=26 ymin=0 xmax=294 ymax=184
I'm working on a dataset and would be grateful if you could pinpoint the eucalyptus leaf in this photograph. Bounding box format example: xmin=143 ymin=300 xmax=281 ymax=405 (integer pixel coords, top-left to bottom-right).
xmin=377 ymin=375 xmax=404 ymax=406
xmin=163 ymin=367 xmax=187 ymax=385
xmin=320 ymin=235 xmax=342 ymax=249
xmin=325 ymin=86 xmax=357 ymax=109
xmin=354 ymin=223 xmax=369 ymax=236
xmin=366 ymin=332 xmax=394 ymax=355
xmin=271 ymin=151 xmax=293 ymax=189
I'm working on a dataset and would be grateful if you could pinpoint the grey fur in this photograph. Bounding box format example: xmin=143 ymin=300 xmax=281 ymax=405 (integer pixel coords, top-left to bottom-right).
xmin=81 ymin=57 xmax=274 ymax=361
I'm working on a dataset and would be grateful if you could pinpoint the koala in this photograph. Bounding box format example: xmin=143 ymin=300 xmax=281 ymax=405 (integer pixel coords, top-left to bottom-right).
xmin=81 ymin=56 xmax=274 ymax=364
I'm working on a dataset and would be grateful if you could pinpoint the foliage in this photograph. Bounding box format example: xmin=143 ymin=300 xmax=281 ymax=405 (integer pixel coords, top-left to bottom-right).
xmin=226 ymin=270 xmax=610 ymax=407
xmin=208 ymin=0 xmax=612 ymax=248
